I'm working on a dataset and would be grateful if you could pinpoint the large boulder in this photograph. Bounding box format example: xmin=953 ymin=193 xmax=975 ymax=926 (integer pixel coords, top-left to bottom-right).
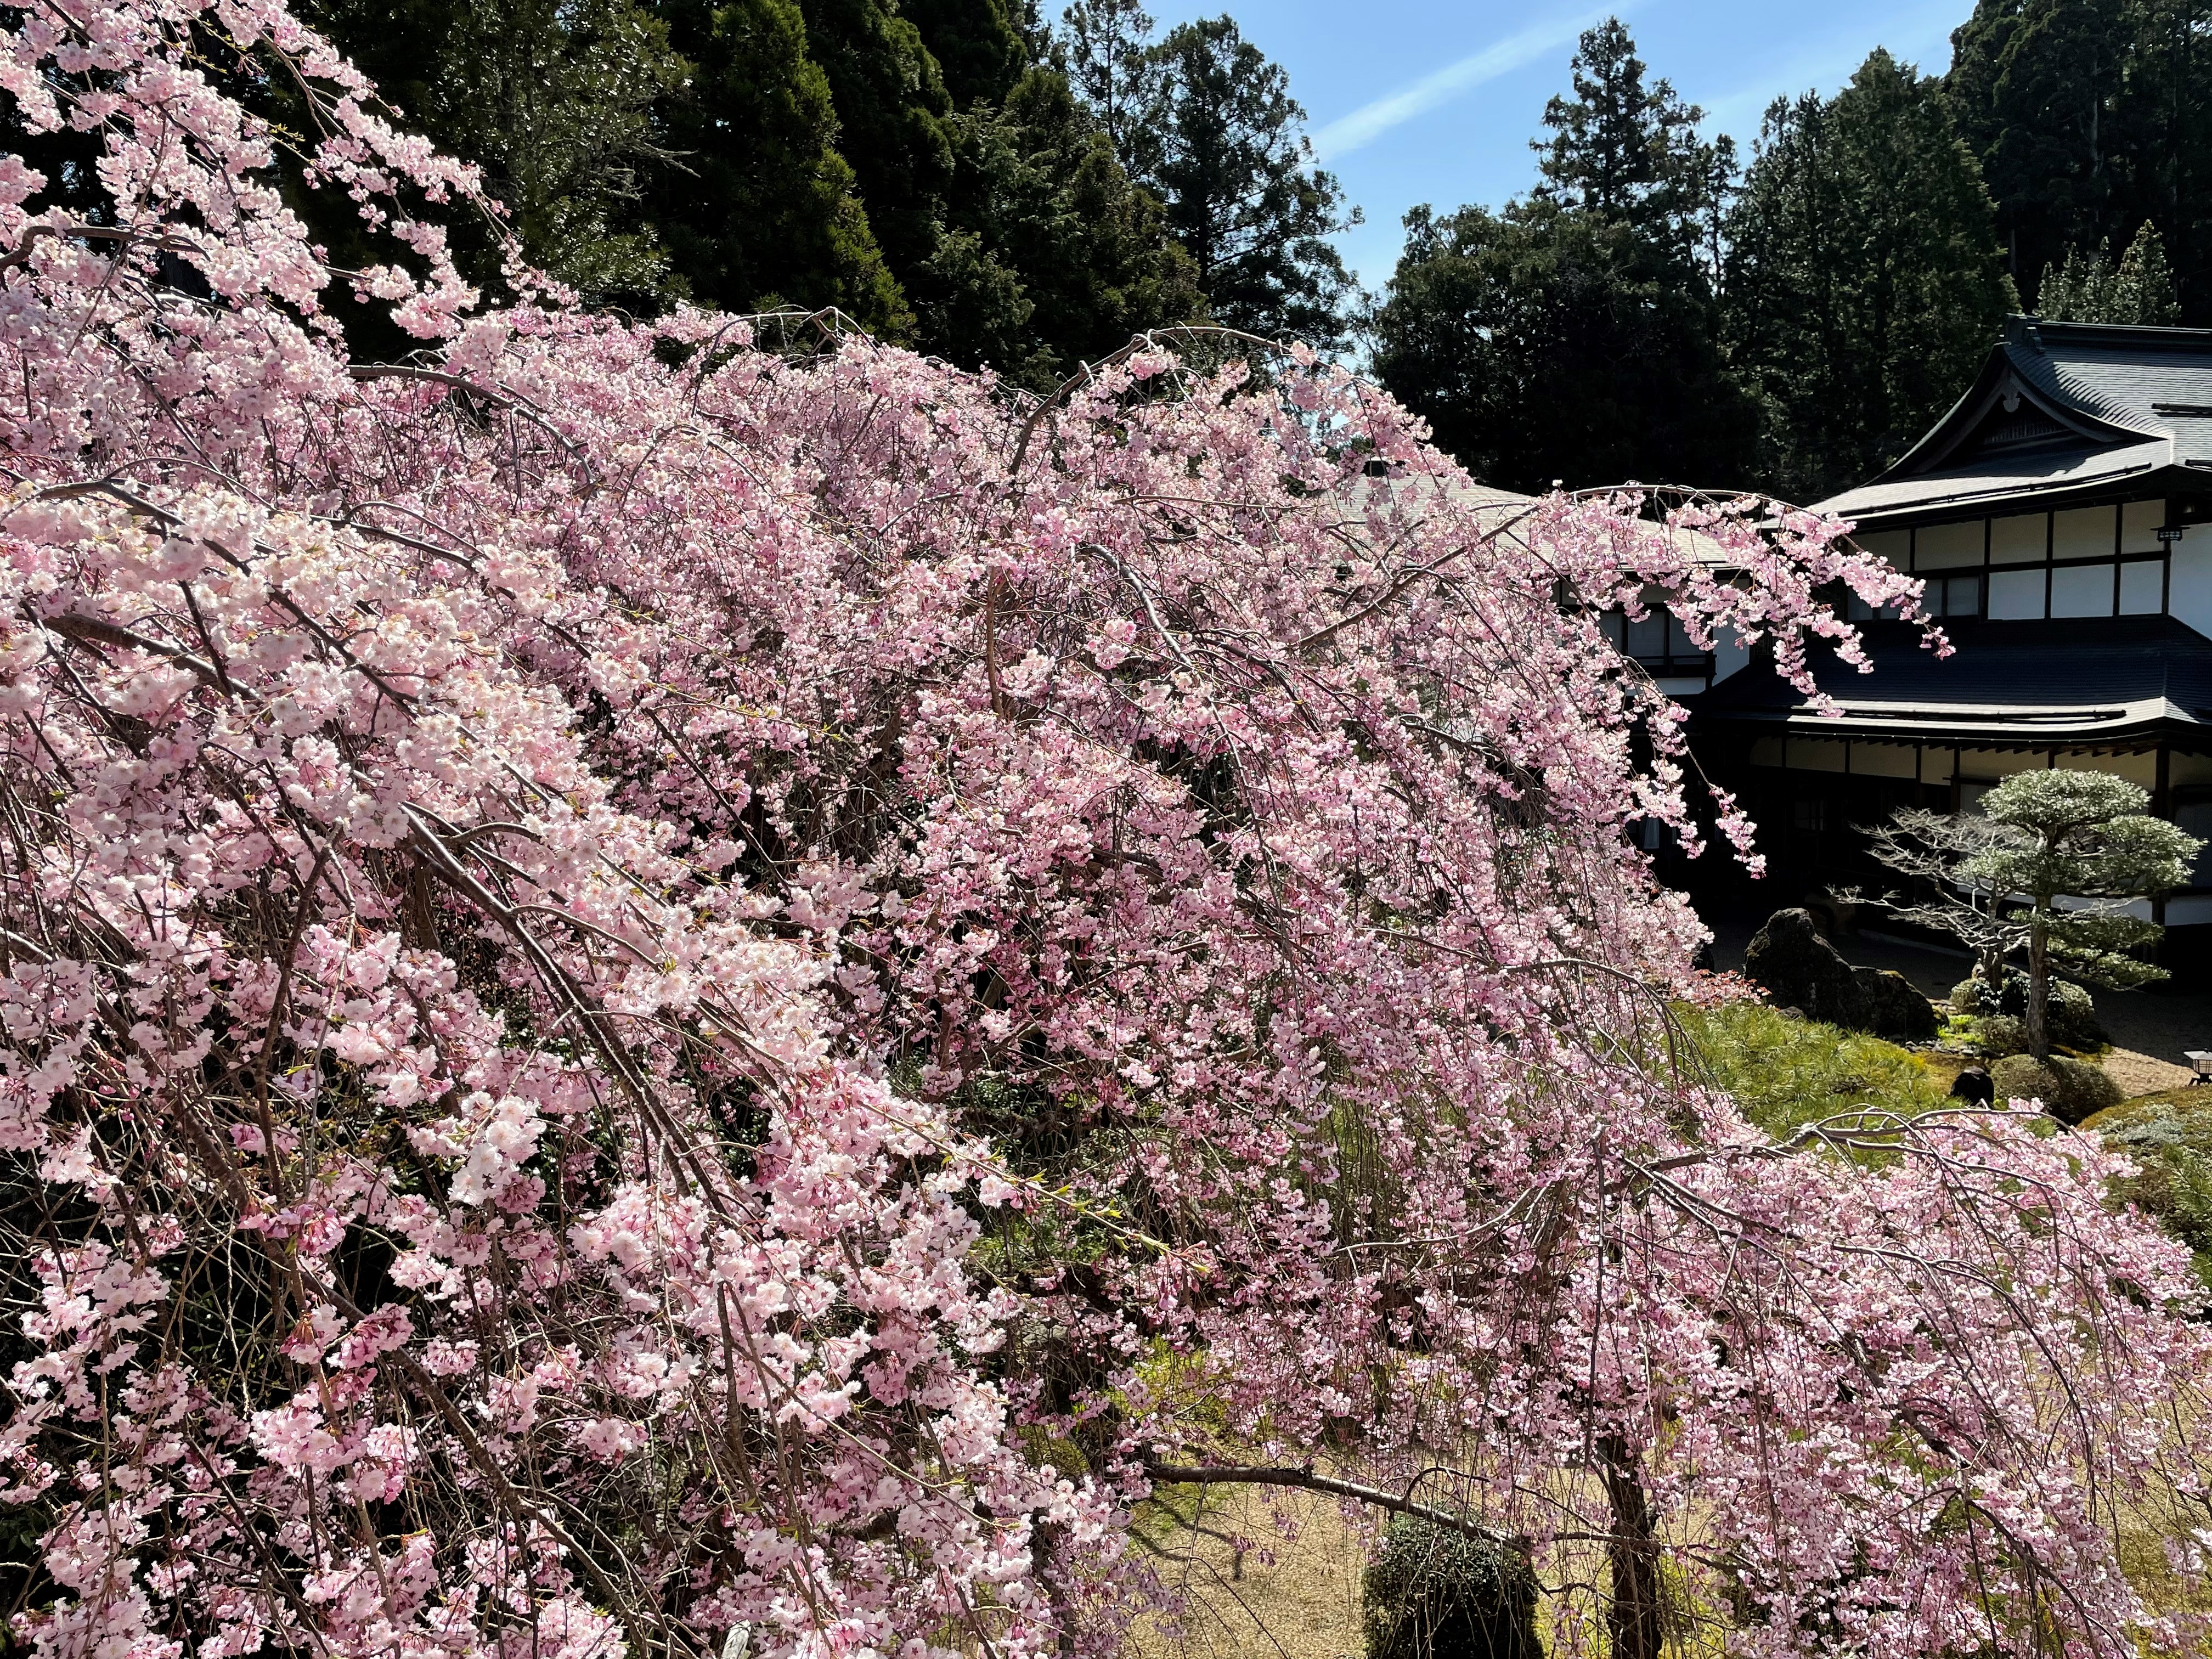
xmin=1742 ymin=909 xmax=1938 ymax=1043
xmin=1857 ymin=967 xmax=1941 ymax=1044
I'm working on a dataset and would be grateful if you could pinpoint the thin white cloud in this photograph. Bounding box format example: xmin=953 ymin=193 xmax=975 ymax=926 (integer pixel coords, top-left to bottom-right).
xmin=1312 ymin=6 xmax=1627 ymax=161
xmin=1696 ymin=0 xmax=1963 ymax=134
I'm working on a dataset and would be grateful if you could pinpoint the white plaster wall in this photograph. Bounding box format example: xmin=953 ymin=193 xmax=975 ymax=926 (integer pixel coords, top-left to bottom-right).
xmin=2174 ymin=530 xmax=2212 ymax=639
xmin=1711 ymin=627 xmax=1750 ymax=684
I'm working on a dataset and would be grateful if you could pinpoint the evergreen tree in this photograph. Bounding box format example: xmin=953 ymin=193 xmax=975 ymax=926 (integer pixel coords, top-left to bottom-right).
xmin=1059 ymin=0 xmax=1164 ymax=160
xmin=1944 ymin=0 xmax=2212 ymax=320
xmin=796 ymin=0 xmax=960 ymax=285
xmin=1066 ymin=10 xmax=1355 ymax=347
xmin=2035 ymin=219 xmax=2184 ymax=323
xmin=2111 ymin=216 xmax=2185 ymax=321
xmin=1725 ymin=50 xmax=2017 ymax=503
xmin=295 ymin=0 xmax=686 ymax=306
xmin=644 ymin=0 xmax=909 ymax=331
xmin=904 ymin=0 xmax=1028 ymax=107
xmin=934 ymin=67 xmax=1203 ymax=380
xmin=1367 ymin=19 xmax=1754 ymax=492
xmin=1533 ymin=15 xmax=1731 ymax=273
xmin=793 ymin=0 xmax=1195 ymax=379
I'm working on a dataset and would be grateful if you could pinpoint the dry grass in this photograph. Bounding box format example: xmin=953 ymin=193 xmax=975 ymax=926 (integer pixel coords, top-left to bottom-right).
xmin=1127 ymin=1485 xmax=1370 ymax=1659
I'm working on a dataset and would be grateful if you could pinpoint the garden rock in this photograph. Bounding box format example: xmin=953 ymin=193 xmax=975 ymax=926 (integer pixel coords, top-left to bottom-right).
xmin=1743 ymin=909 xmax=1939 ymax=1042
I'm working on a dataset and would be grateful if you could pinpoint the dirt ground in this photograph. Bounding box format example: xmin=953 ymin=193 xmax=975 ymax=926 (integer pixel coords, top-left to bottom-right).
xmin=1128 ymin=1486 xmax=1368 ymax=1659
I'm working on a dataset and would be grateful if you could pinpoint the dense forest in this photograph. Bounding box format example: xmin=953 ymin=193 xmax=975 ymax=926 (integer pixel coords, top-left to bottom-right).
xmin=18 ymin=0 xmax=2205 ymax=501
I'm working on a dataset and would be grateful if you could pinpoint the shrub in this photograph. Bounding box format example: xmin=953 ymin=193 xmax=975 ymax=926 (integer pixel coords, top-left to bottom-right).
xmin=2085 ymin=1091 xmax=2212 ymax=1283
xmin=1364 ymin=1517 xmax=1541 ymax=1659
xmin=1678 ymin=1000 xmax=1949 ymax=1138
xmin=1989 ymin=1053 xmax=2125 ymax=1126
xmin=1974 ymin=1015 xmax=2030 ymax=1057
xmin=1948 ymin=972 xmax=2104 ymax=1049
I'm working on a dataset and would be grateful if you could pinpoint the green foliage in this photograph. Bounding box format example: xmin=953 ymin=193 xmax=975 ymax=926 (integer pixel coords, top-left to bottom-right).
xmin=1059 ymin=0 xmax=1158 ymax=159
xmin=1090 ymin=13 xmax=1355 ymax=347
xmin=1724 ymin=49 xmax=2017 ymax=503
xmin=1965 ymin=1013 xmax=2030 ymax=1057
xmin=789 ymin=0 xmax=1199 ymax=379
xmin=1362 ymin=1517 xmax=1541 ymax=1659
xmin=1677 ymin=1000 xmax=1950 ymax=1140
xmin=1369 ymin=200 xmax=1756 ymax=492
xmin=2083 ymin=1089 xmax=2212 ymax=1283
xmin=1990 ymin=1052 xmax=2123 ymax=1125
xmin=2046 ymin=911 xmax=2172 ymax=992
xmin=934 ymin=67 xmax=1203 ymax=382
xmin=1949 ymin=972 xmax=2105 ymax=1049
xmin=299 ymin=0 xmax=687 ymax=307
xmin=903 ymin=0 xmax=1028 ymax=108
xmin=1946 ymin=0 xmax=2212 ymax=323
xmin=1971 ymin=772 xmax=2200 ymax=921
xmin=2035 ymin=219 xmax=2184 ymax=323
xmin=1533 ymin=16 xmax=1730 ymax=271
xmin=1368 ymin=21 xmax=1754 ymax=493
xmin=1966 ymin=770 xmax=2197 ymax=1060
xmin=644 ymin=0 xmax=909 ymax=331
xmin=797 ymin=0 xmax=958 ymax=281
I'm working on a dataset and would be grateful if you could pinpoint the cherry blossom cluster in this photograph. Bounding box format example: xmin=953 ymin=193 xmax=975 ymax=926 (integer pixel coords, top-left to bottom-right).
xmin=0 ymin=4 xmax=2204 ymax=1658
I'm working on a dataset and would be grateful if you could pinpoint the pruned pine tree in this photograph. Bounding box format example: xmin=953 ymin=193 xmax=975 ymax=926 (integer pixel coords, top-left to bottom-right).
xmin=1852 ymin=780 xmax=2197 ymax=1059
xmin=1846 ymin=806 xmax=2025 ymax=988
xmin=1971 ymin=771 xmax=2200 ymax=1059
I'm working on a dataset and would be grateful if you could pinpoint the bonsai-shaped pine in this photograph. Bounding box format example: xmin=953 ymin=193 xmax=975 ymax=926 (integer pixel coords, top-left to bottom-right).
xmin=1848 ymin=805 xmax=2018 ymax=986
xmin=1851 ymin=771 xmax=2202 ymax=1059
xmin=1968 ymin=771 xmax=2200 ymax=1059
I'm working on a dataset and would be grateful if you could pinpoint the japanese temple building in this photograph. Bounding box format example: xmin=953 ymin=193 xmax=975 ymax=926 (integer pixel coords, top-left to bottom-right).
xmin=1683 ymin=315 xmax=2212 ymax=945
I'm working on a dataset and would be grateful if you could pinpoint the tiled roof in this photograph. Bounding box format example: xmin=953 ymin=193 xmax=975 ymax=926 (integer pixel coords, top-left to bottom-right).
xmin=1815 ymin=318 xmax=2212 ymax=523
xmin=1690 ymin=615 xmax=2212 ymax=745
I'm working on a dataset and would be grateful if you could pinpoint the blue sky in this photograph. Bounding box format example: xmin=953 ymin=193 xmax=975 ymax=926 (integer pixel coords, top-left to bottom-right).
xmin=1142 ymin=0 xmax=1976 ymax=295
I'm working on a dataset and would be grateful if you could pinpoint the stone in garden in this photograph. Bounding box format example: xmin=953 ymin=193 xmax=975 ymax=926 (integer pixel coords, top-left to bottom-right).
xmin=1742 ymin=909 xmax=1938 ymax=1043
xmin=1950 ymin=1066 xmax=1994 ymax=1105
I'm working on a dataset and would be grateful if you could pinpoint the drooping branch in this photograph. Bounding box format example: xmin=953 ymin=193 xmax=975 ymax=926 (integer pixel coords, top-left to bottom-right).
xmin=1138 ymin=1460 xmax=1507 ymax=1540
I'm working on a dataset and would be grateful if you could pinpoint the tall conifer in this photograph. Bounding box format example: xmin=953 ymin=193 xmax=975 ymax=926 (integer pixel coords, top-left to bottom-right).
xmin=1725 ymin=50 xmax=2016 ymax=502
xmin=645 ymin=0 xmax=909 ymax=331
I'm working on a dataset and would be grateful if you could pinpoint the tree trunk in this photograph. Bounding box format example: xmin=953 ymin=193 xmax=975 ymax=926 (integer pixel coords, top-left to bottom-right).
xmin=2027 ymin=906 xmax=2051 ymax=1062
xmin=1600 ymin=1436 xmax=1664 ymax=1659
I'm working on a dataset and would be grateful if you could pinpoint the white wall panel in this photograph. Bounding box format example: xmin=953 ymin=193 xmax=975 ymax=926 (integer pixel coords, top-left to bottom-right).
xmin=1988 ymin=566 xmax=2046 ymax=618
xmin=2050 ymin=562 xmax=2115 ymax=617
xmin=2173 ymin=533 xmax=2212 ymax=638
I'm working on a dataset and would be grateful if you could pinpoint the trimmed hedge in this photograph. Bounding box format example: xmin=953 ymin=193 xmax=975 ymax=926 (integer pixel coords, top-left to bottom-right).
xmin=1364 ymin=1517 xmax=1541 ymax=1659
xmin=1989 ymin=1053 xmax=2124 ymax=1126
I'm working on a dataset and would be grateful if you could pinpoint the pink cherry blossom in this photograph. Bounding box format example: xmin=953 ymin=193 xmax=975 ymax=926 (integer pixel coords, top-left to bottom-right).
xmin=0 ymin=5 xmax=2204 ymax=1658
